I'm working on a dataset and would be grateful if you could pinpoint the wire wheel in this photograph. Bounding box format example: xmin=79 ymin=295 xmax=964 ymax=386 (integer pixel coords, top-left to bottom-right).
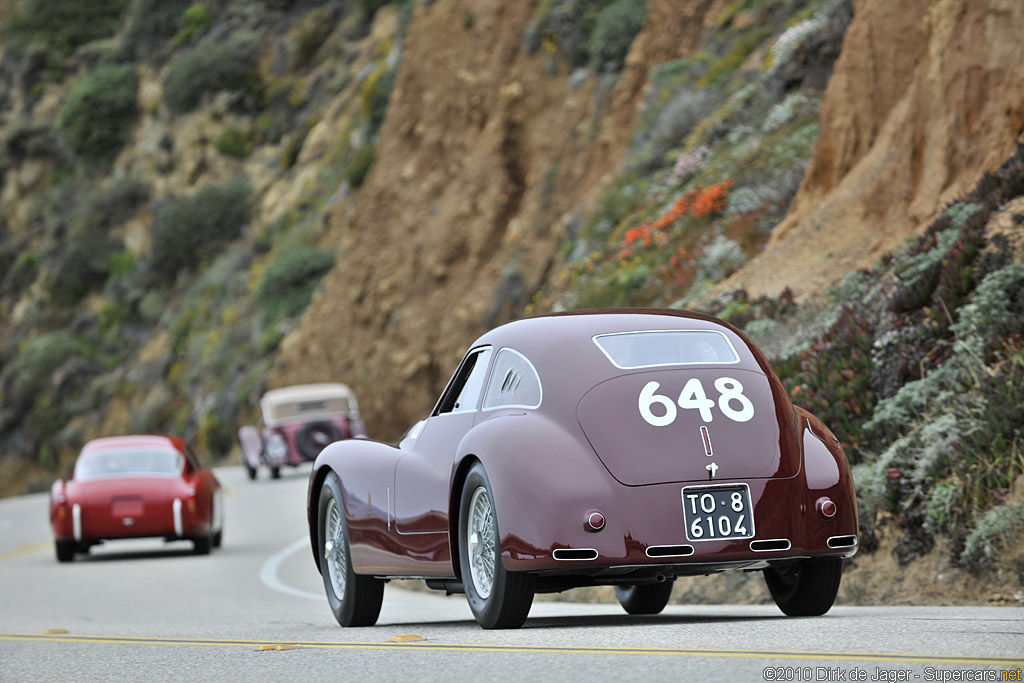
xmin=466 ymin=486 xmax=496 ymax=599
xmin=458 ymin=462 xmax=535 ymax=629
xmin=324 ymin=495 xmax=347 ymax=599
xmin=317 ymin=471 xmax=384 ymax=627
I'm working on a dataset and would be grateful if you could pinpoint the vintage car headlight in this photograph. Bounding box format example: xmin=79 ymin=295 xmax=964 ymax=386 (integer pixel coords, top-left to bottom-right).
xmin=266 ymin=434 xmax=288 ymax=461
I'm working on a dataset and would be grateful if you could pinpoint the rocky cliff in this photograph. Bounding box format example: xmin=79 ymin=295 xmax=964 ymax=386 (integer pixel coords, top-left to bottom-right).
xmin=271 ymin=0 xmax=722 ymax=436
xmin=721 ymin=0 xmax=1024 ymax=297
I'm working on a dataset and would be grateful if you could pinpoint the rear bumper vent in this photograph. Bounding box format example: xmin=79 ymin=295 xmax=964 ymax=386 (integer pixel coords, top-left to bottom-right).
xmin=552 ymin=548 xmax=598 ymax=561
xmin=645 ymin=544 xmax=694 ymax=558
xmin=827 ymin=535 xmax=858 ymax=549
xmin=750 ymin=539 xmax=791 ymax=552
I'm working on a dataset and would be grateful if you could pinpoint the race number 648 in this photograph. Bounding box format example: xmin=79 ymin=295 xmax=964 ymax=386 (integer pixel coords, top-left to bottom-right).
xmin=639 ymin=378 xmax=754 ymax=426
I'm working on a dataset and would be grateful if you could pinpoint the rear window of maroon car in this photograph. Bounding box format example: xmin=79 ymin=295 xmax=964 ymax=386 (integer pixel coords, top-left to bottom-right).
xmin=482 ymin=348 xmax=542 ymax=410
xmin=593 ymin=330 xmax=740 ymax=369
xmin=75 ymin=449 xmax=184 ymax=479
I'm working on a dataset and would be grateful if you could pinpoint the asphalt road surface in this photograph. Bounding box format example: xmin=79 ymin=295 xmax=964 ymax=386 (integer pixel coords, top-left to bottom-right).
xmin=1 ymin=465 xmax=1021 ymax=682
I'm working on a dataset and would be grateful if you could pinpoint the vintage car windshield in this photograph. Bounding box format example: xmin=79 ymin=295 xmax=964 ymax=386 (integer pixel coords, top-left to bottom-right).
xmin=482 ymin=348 xmax=542 ymax=410
xmin=75 ymin=449 xmax=184 ymax=479
xmin=594 ymin=330 xmax=739 ymax=369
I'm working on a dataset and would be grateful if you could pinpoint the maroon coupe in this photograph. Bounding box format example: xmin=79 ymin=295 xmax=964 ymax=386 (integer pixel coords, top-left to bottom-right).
xmin=306 ymin=310 xmax=858 ymax=629
xmin=50 ymin=435 xmax=223 ymax=561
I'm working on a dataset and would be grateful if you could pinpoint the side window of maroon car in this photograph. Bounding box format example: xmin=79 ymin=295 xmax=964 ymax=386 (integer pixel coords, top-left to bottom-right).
xmin=482 ymin=348 xmax=541 ymax=410
xmin=438 ymin=346 xmax=493 ymax=414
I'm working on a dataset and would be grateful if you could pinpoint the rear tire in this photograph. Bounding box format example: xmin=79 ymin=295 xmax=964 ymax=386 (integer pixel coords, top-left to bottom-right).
xmin=614 ymin=581 xmax=674 ymax=615
xmin=212 ymin=490 xmax=224 ymax=548
xmin=192 ymin=534 xmax=212 ymax=555
xmin=270 ymin=466 xmax=281 ymax=480
xmin=55 ymin=540 xmax=76 ymax=563
xmin=764 ymin=558 xmax=843 ymax=616
xmin=318 ymin=472 xmax=384 ymax=626
xmin=459 ymin=462 xmax=534 ymax=629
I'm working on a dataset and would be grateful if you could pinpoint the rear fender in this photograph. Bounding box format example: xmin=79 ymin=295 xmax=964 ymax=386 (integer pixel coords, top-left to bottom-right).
xmin=50 ymin=479 xmax=71 ymax=538
xmin=454 ymin=412 xmax=617 ymax=571
xmin=307 ymin=438 xmax=403 ymax=574
xmin=796 ymin=406 xmax=858 ymax=531
xmin=237 ymin=426 xmax=263 ymax=469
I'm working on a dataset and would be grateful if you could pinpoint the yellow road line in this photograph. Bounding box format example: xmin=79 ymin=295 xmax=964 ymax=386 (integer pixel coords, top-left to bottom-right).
xmin=0 ymin=633 xmax=1019 ymax=666
xmin=0 ymin=540 xmax=53 ymax=561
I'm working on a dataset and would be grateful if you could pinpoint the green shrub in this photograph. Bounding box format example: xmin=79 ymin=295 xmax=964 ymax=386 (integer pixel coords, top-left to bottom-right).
xmin=50 ymin=229 xmax=121 ymax=305
xmin=12 ymin=331 xmax=76 ymax=399
xmin=587 ymin=0 xmax=647 ymax=72
xmin=164 ymin=32 xmax=263 ymax=114
xmin=361 ymin=65 xmax=396 ymax=136
xmin=173 ymin=3 xmax=213 ymax=46
xmin=201 ymin=412 xmax=235 ymax=457
xmin=287 ymin=6 xmax=336 ymax=69
xmin=6 ymin=0 xmax=129 ymax=56
xmin=149 ymin=179 xmax=253 ymax=282
xmin=256 ymin=246 xmax=335 ymax=323
xmin=47 ymin=179 xmax=148 ymax=304
xmin=7 ymin=252 xmax=40 ymax=292
xmin=960 ymin=502 xmax=1024 ymax=572
xmin=57 ymin=64 xmax=139 ymax=165
xmin=214 ymin=127 xmax=253 ymax=159
xmin=123 ymin=0 xmax=192 ymax=58
xmin=347 ymin=145 xmax=376 ymax=187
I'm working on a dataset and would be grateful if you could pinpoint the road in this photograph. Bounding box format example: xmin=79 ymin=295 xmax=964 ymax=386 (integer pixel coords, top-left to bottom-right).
xmin=1 ymin=465 xmax=1021 ymax=682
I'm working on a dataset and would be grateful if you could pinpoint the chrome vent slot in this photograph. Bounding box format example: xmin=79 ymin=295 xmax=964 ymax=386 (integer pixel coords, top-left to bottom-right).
xmin=827 ymin=535 xmax=858 ymax=549
xmin=645 ymin=544 xmax=694 ymax=558
xmin=750 ymin=539 xmax=791 ymax=552
xmin=552 ymin=548 xmax=599 ymax=561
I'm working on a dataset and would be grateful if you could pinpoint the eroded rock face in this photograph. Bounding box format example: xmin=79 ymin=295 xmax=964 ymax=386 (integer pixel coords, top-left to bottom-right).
xmin=721 ymin=0 xmax=1024 ymax=298
xmin=270 ymin=0 xmax=714 ymax=439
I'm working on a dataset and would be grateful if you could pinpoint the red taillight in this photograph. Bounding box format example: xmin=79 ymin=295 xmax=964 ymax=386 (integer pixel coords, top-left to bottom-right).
xmin=186 ymin=488 xmax=197 ymax=513
xmin=816 ymin=497 xmax=837 ymax=519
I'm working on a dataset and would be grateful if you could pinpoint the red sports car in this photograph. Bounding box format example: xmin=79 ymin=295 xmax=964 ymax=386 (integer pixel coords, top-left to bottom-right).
xmin=50 ymin=435 xmax=223 ymax=562
xmin=306 ymin=310 xmax=858 ymax=629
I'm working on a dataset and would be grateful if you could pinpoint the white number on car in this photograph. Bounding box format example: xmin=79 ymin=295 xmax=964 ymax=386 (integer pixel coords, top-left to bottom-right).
xmin=638 ymin=378 xmax=754 ymax=426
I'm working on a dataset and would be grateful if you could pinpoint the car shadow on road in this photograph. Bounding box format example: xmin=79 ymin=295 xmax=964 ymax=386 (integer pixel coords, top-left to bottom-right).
xmin=377 ymin=612 xmax=784 ymax=631
xmin=75 ymin=546 xmax=199 ymax=562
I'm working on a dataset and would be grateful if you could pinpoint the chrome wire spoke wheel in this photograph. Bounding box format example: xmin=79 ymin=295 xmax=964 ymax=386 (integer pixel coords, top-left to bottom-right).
xmin=325 ymin=496 xmax=347 ymax=598
xmin=467 ymin=485 xmax=496 ymax=599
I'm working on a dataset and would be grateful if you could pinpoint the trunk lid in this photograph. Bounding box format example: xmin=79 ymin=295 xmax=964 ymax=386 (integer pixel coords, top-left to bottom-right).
xmin=576 ymin=367 xmax=797 ymax=486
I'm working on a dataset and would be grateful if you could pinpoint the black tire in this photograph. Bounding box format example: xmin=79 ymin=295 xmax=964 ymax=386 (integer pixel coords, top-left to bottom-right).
xmin=458 ymin=462 xmax=535 ymax=629
xmin=764 ymin=558 xmax=843 ymax=616
xmin=297 ymin=421 xmax=344 ymax=460
xmin=318 ymin=472 xmax=384 ymax=626
xmin=614 ymin=581 xmax=675 ymax=615
xmin=270 ymin=466 xmax=281 ymax=479
xmin=55 ymin=540 xmax=76 ymax=563
xmin=246 ymin=464 xmax=257 ymax=480
xmin=212 ymin=490 xmax=224 ymax=548
xmin=192 ymin=533 xmax=212 ymax=555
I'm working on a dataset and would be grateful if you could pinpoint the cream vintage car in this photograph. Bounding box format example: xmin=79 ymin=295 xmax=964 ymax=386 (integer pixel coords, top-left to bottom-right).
xmin=239 ymin=383 xmax=366 ymax=480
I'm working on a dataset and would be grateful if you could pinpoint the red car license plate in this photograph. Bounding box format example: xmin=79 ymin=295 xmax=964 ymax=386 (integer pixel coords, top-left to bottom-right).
xmin=111 ymin=497 xmax=144 ymax=517
xmin=681 ymin=484 xmax=754 ymax=542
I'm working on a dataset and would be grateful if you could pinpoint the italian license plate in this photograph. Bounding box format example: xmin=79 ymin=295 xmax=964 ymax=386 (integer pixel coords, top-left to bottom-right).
xmin=681 ymin=484 xmax=754 ymax=542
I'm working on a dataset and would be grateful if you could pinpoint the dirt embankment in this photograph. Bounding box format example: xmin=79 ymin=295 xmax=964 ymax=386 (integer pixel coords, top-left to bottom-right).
xmin=270 ymin=0 xmax=718 ymax=439
xmin=721 ymin=0 xmax=1024 ymax=299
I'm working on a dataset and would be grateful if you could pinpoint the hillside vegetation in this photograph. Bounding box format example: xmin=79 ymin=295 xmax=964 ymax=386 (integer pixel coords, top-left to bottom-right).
xmin=0 ymin=0 xmax=1022 ymax=600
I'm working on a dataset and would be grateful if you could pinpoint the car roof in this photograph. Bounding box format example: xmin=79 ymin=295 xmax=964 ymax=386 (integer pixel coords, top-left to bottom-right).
xmin=475 ymin=309 xmax=751 ymax=358
xmin=261 ymin=383 xmax=355 ymax=407
xmin=81 ymin=434 xmax=185 ymax=454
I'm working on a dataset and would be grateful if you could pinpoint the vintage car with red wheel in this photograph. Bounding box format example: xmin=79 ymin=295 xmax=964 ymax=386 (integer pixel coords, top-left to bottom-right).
xmin=49 ymin=434 xmax=223 ymax=562
xmin=239 ymin=383 xmax=366 ymax=480
xmin=306 ymin=310 xmax=858 ymax=629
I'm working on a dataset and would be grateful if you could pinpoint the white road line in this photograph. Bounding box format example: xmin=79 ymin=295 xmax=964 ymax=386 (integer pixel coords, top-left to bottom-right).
xmin=259 ymin=537 xmax=323 ymax=601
